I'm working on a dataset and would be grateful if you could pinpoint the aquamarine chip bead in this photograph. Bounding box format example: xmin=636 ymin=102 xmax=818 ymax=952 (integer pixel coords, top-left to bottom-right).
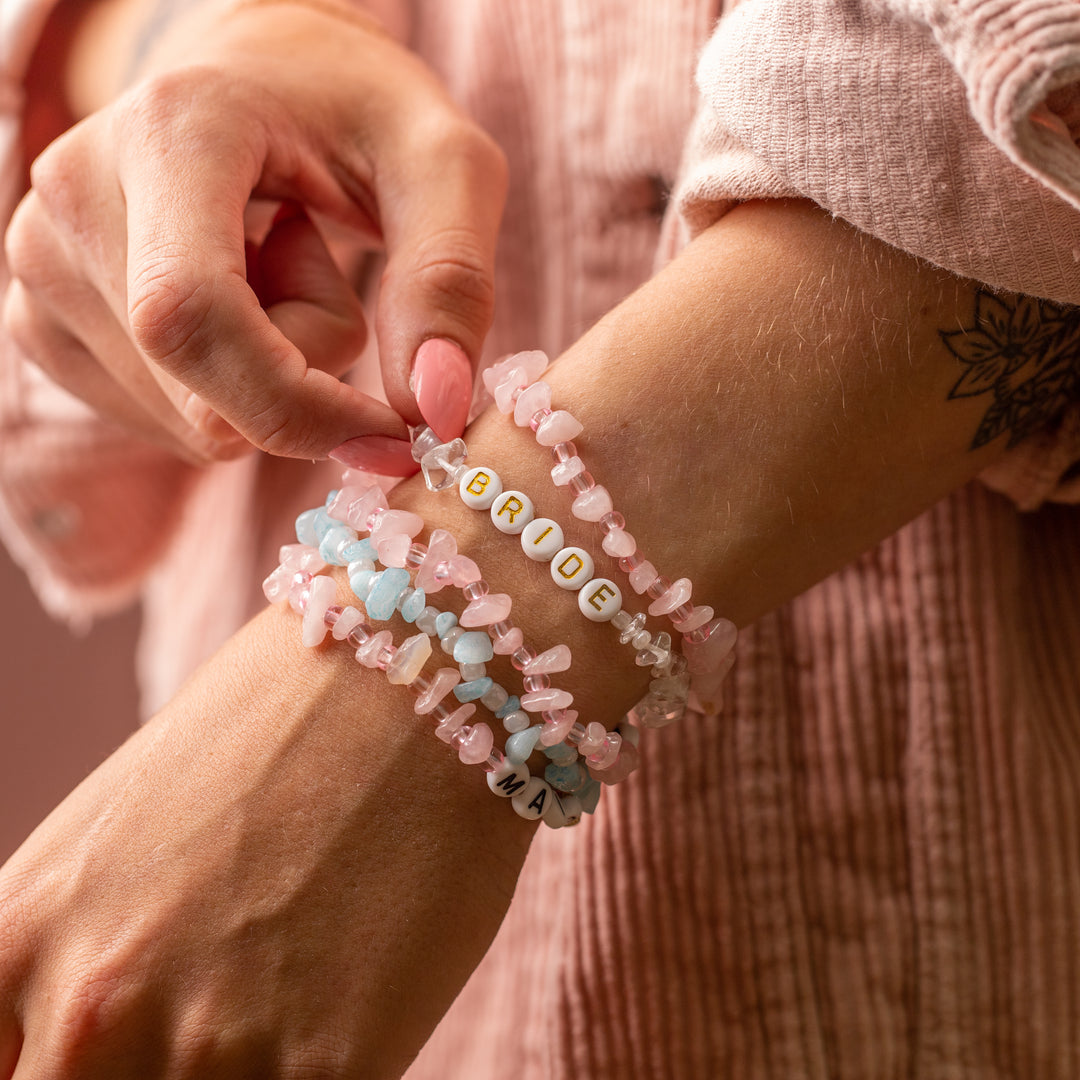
xmin=453 ymin=631 xmax=494 ymax=664
xmin=454 ymin=676 xmax=494 ymax=703
xmin=324 ymin=488 xmax=339 ymax=506
xmin=545 ymin=761 xmax=587 ymax=793
xmin=311 ymin=509 xmax=338 ymax=542
xmin=434 ymin=611 xmax=458 ymax=638
xmin=348 ymin=569 xmax=376 ymax=603
xmin=505 ymin=724 xmax=543 ymax=763
xmin=495 ymin=695 xmax=521 ymax=719
xmin=578 ymin=779 xmax=602 ymax=814
xmin=365 ymin=567 xmax=411 ymax=620
xmin=399 ymin=587 xmax=427 ymax=623
xmin=342 ymin=537 xmax=377 ymax=564
xmin=295 ymin=508 xmax=321 ymax=546
xmin=319 ymin=524 xmax=356 ymax=565
xmin=543 ymin=741 xmax=577 ymax=765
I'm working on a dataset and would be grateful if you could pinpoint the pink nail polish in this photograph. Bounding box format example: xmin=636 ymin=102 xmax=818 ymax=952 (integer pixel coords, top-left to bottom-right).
xmin=329 ymin=435 xmax=418 ymax=476
xmin=412 ymin=338 xmax=473 ymax=441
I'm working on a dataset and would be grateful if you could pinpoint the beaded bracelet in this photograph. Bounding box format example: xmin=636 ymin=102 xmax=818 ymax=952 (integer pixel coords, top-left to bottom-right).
xmin=480 ymin=349 xmax=738 ymax=714
xmin=265 ymin=554 xmax=590 ymax=828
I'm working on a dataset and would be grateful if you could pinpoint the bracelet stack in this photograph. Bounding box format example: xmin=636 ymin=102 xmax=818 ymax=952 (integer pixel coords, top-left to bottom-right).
xmin=263 ymin=350 xmax=737 ymax=828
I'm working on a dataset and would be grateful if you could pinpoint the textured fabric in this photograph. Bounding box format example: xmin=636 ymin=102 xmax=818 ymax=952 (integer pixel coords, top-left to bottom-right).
xmin=3 ymin=1 xmax=1080 ymax=1076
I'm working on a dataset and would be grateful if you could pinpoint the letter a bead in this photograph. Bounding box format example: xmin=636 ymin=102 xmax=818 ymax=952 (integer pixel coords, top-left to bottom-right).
xmin=490 ymin=490 xmax=535 ymax=534
xmin=550 ymin=546 xmax=594 ymax=591
xmin=459 ymin=466 xmax=502 ymax=510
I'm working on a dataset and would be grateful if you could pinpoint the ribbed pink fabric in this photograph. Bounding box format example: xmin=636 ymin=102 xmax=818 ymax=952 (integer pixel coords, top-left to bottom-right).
xmin=3 ymin=1 xmax=1080 ymax=1075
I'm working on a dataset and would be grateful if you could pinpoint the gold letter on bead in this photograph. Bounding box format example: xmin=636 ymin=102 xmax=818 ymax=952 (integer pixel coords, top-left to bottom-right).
xmin=557 ymin=553 xmax=584 ymax=579
xmin=466 ymin=471 xmax=491 ymax=496
xmin=497 ymin=496 xmax=524 ymax=522
xmin=588 ymin=583 xmax=616 ymax=610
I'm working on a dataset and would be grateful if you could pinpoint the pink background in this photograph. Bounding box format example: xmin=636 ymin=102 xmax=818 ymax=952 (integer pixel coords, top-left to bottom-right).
xmin=0 ymin=544 xmax=139 ymax=862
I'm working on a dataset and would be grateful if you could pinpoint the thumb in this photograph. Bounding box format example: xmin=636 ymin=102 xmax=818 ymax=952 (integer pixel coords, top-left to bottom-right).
xmin=374 ymin=124 xmax=507 ymax=440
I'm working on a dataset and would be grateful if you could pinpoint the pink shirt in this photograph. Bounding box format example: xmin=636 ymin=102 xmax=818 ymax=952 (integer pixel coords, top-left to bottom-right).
xmin=4 ymin=1 xmax=1080 ymax=1075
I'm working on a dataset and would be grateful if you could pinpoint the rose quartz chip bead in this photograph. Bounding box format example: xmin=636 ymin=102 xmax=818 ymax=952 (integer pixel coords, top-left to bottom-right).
xmin=301 ymin=575 xmax=338 ymax=646
xmin=534 ymin=410 xmax=584 ymax=446
xmin=521 ymin=687 xmax=574 ymax=713
xmin=648 ymin=577 xmax=693 ymax=617
xmin=513 ymin=380 xmax=552 ymax=426
xmin=435 ymin=703 xmax=476 ymax=742
xmin=414 ymin=667 xmax=461 ymax=714
xmin=459 ymin=592 xmax=513 ymax=627
xmin=683 ymin=617 xmax=738 ymax=674
xmin=453 ymin=722 xmax=495 ymax=765
xmin=522 ymin=644 xmax=572 ymax=675
xmin=571 ymin=485 xmax=613 ymax=521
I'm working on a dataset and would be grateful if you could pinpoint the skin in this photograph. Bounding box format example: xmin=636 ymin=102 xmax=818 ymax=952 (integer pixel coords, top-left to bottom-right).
xmin=0 ymin=0 xmax=1063 ymax=1076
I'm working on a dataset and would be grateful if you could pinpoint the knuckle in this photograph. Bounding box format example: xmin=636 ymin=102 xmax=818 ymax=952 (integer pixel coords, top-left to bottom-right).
xmin=51 ymin=955 xmax=135 ymax=1058
xmin=4 ymin=195 xmax=52 ymax=287
xmin=128 ymin=257 xmax=216 ymax=375
xmin=26 ymin=132 xmax=85 ymax=223
xmin=407 ymin=231 xmax=496 ymax=325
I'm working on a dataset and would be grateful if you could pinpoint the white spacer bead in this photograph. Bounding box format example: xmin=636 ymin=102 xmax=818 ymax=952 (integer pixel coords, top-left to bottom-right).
xmin=459 ymin=466 xmax=503 ymax=510
xmin=512 ymin=776 xmax=554 ymax=820
xmin=577 ymin=577 xmax=623 ymax=622
xmin=543 ymin=790 xmax=584 ymax=829
xmin=520 ymin=517 xmax=564 ymax=562
xmin=550 ymin=546 xmax=595 ymax=591
xmin=487 ymin=761 xmax=531 ymax=799
xmin=490 ymin=490 xmax=535 ymax=535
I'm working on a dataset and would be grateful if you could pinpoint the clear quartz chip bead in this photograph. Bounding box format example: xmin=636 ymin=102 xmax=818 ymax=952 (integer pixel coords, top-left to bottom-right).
xmin=410 ymin=425 xmax=444 ymax=463
xmin=420 ymin=437 xmax=468 ymax=493
xmin=616 ymin=611 xmax=647 ymax=646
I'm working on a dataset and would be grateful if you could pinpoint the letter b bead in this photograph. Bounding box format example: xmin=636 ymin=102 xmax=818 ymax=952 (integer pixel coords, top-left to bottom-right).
xmin=459 ymin=466 xmax=503 ymax=509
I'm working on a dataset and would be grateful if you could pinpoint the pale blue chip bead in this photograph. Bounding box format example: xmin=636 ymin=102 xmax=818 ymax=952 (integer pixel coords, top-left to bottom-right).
xmin=365 ymin=567 xmax=410 ymax=621
xmin=342 ymin=537 xmax=377 ymax=564
xmin=295 ymin=508 xmax=321 ymax=546
xmin=453 ymin=631 xmax=494 ymax=664
xmin=415 ymin=606 xmax=440 ymax=635
xmin=349 ymin=569 xmax=376 ymax=602
xmin=324 ymin=488 xmax=339 ymax=507
xmin=495 ymin=695 xmax=521 ymax=719
xmin=505 ymin=724 xmax=543 ymax=764
xmin=319 ymin=524 xmax=356 ymax=566
xmin=399 ymin=587 xmax=427 ymax=623
xmin=434 ymin=611 xmax=458 ymax=639
xmin=311 ymin=509 xmax=338 ymax=542
xmin=543 ymin=741 xmax=577 ymax=766
xmin=578 ymin=779 xmax=602 ymax=814
xmin=454 ymin=676 xmax=494 ymax=703
xmin=545 ymin=761 xmax=586 ymax=793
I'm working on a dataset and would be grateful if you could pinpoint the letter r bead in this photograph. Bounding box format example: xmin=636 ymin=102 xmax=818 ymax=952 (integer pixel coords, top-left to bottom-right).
xmin=578 ymin=577 xmax=622 ymax=622
xmin=490 ymin=490 xmax=535 ymax=535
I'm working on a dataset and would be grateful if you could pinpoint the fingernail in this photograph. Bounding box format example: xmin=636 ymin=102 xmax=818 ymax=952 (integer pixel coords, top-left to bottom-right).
xmin=411 ymin=338 xmax=472 ymax=441
xmin=329 ymin=435 xmax=418 ymax=476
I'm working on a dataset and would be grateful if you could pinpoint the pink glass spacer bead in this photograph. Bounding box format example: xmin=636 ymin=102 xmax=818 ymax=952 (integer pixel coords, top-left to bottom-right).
xmin=414 ymin=667 xmax=461 ymax=714
xmin=521 ymin=687 xmax=574 ymax=713
xmin=551 ymin=441 xmax=578 ymax=463
xmin=646 ymin=573 xmax=673 ymax=600
xmin=522 ymin=674 xmax=551 ymax=693
xmin=511 ymin=645 xmax=538 ymax=670
xmin=648 ymin=577 xmax=692 ymax=617
xmin=513 ymin=380 xmax=552 ymax=427
xmin=522 ymin=644 xmax=572 ymax=675
xmin=571 ymin=484 xmax=613 ymax=522
xmin=535 ymin=410 xmax=584 ymax=446
xmin=551 ymin=456 xmax=586 ymax=487
xmin=459 ymin=592 xmax=512 ymax=627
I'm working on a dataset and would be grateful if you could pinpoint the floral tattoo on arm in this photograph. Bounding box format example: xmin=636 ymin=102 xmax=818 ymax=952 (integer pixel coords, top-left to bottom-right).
xmin=943 ymin=289 xmax=1080 ymax=450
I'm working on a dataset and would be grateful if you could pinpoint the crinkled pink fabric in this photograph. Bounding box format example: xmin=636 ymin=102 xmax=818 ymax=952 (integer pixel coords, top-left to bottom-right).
xmin=4 ymin=1 xmax=1080 ymax=1075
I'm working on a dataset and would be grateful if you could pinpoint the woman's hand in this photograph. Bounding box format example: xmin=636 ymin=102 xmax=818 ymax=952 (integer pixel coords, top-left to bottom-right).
xmin=2 ymin=0 xmax=506 ymax=467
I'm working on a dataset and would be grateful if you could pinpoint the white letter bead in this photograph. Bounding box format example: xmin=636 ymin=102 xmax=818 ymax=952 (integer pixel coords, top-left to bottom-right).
xmin=459 ymin=466 xmax=503 ymax=510
xmin=550 ymin=546 xmax=594 ymax=591
xmin=521 ymin=517 xmax=564 ymax=562
xmin=512 ymin=776 xmax=554 ymax=820
xmin=487 ymin=761 xmax=531 ymax=799
xmin=577 ymin=577 xmax=623 ymax=622
xmin=490 ymin=490 xmax=535 ymax=535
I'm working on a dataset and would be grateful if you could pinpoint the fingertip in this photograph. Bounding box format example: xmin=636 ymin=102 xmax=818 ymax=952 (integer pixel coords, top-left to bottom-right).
xmin=411 ymin=338 xmax=473 ymax=441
